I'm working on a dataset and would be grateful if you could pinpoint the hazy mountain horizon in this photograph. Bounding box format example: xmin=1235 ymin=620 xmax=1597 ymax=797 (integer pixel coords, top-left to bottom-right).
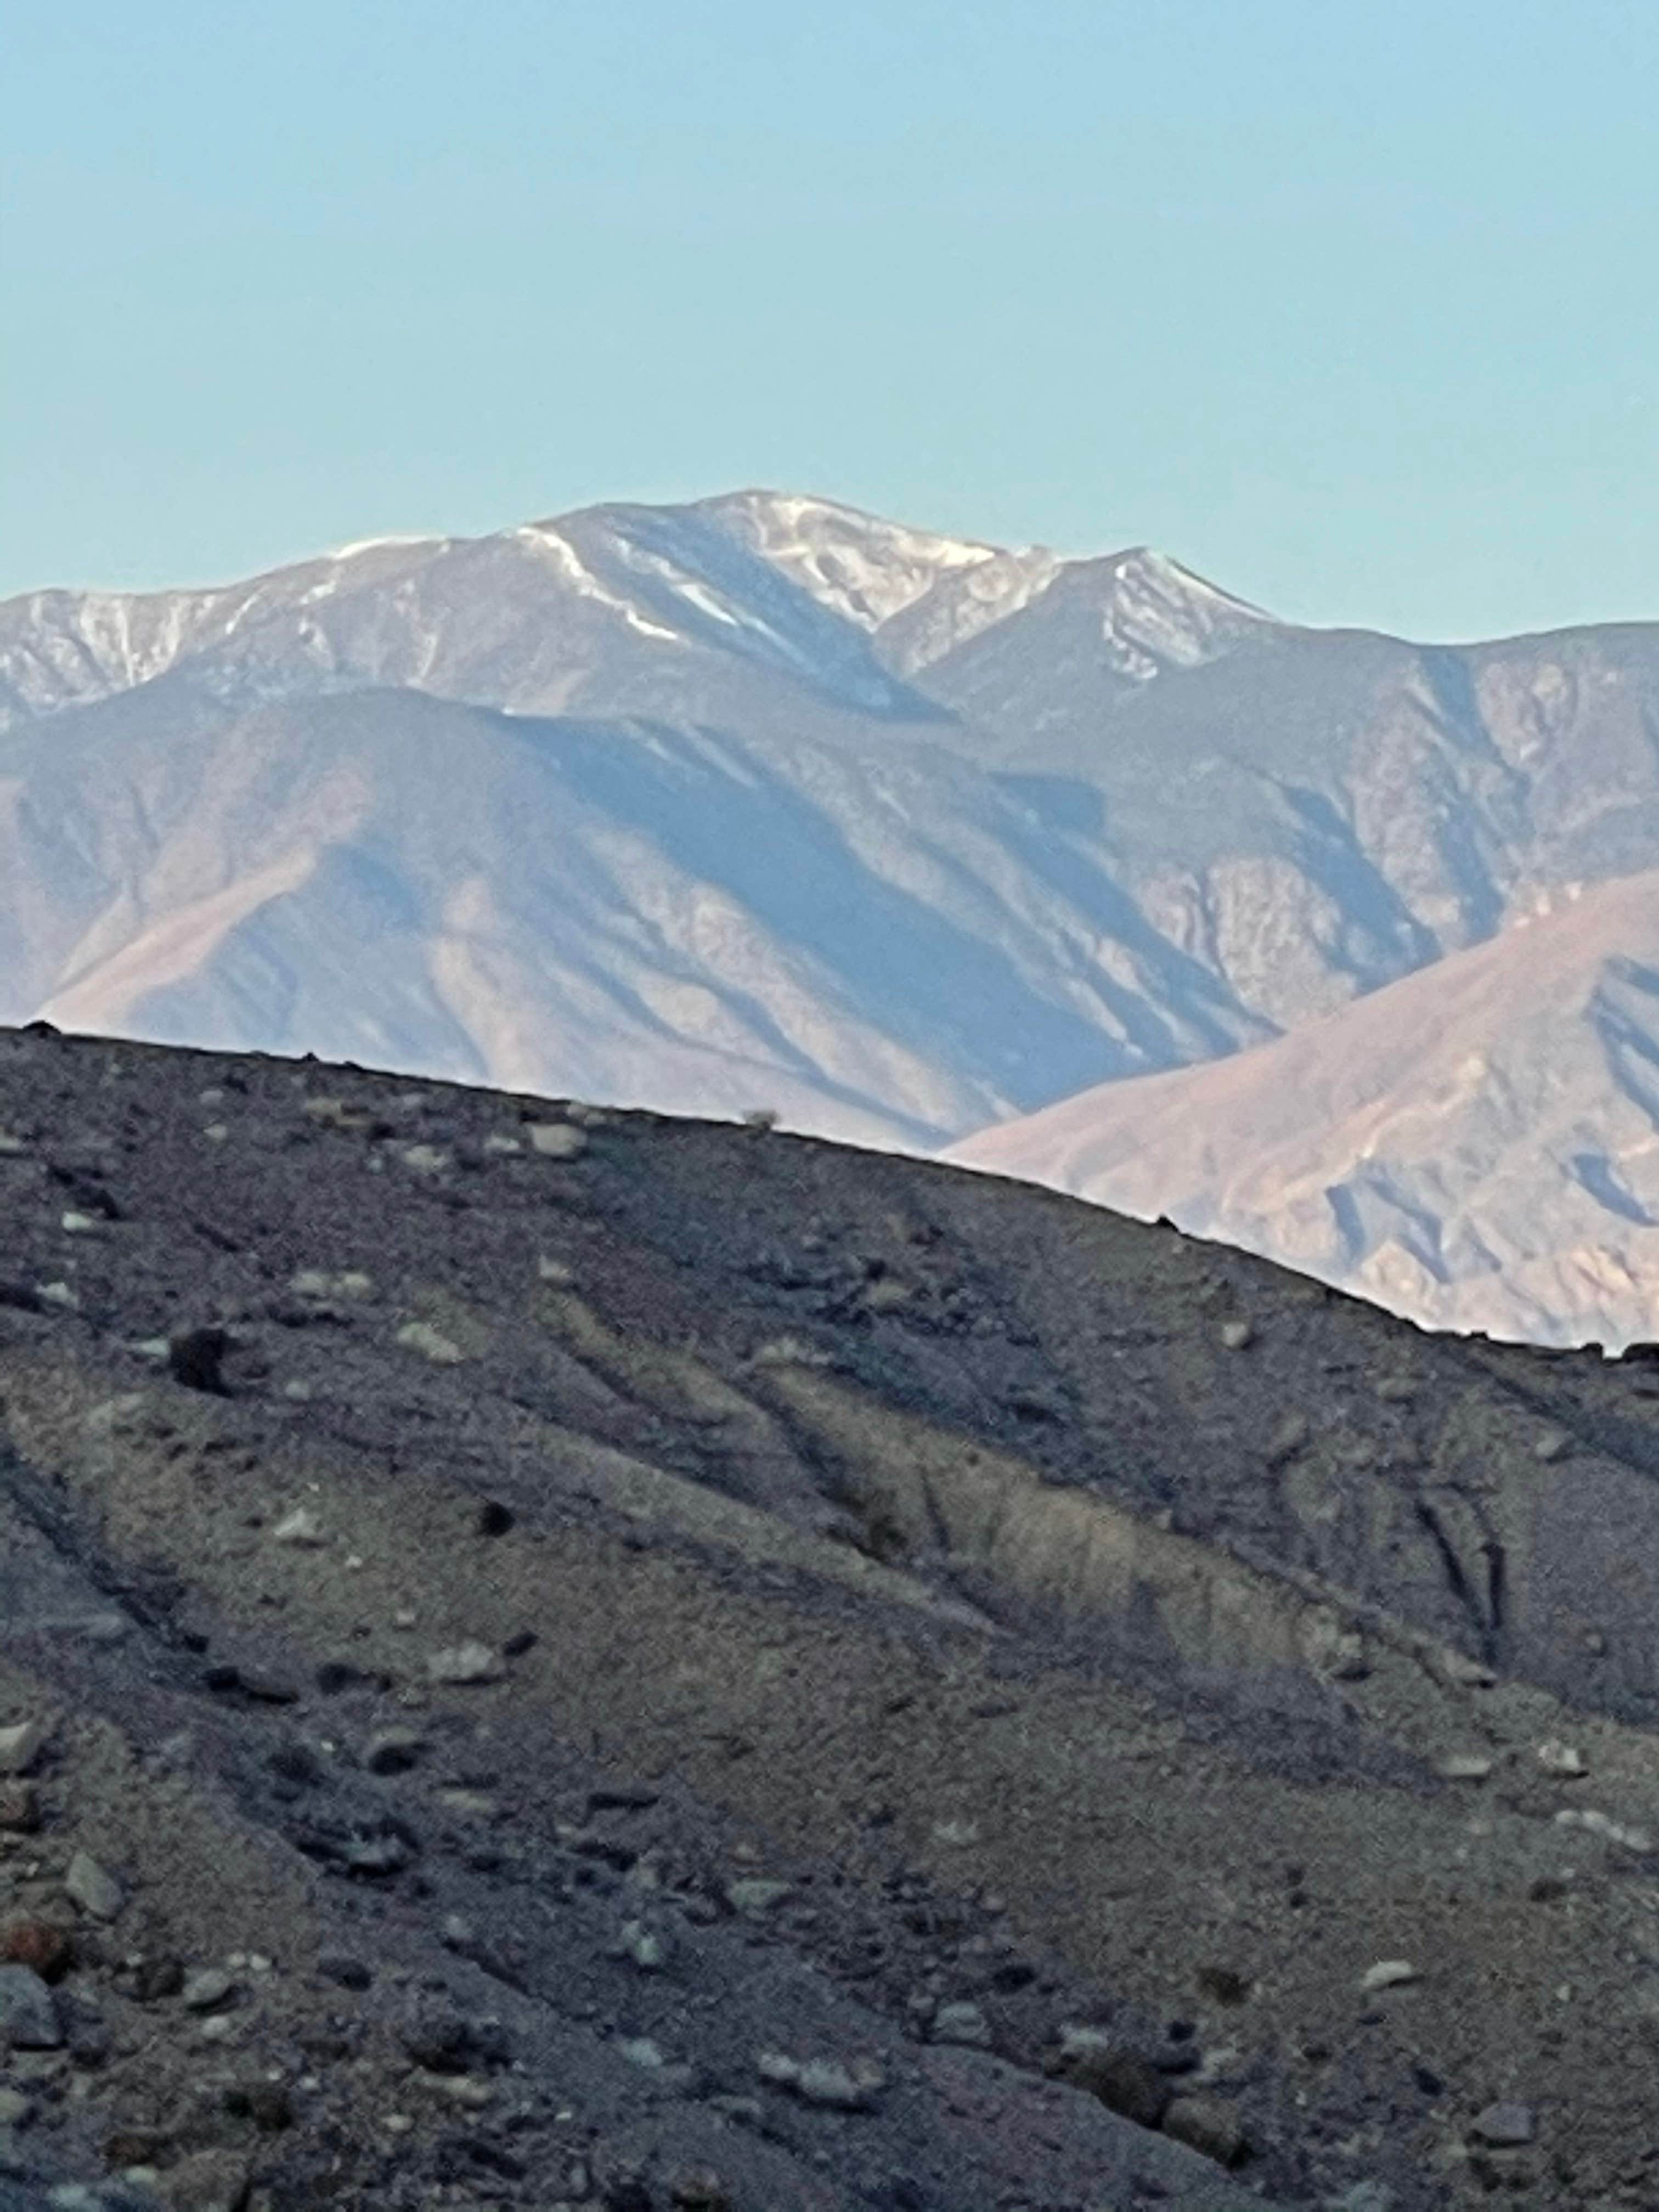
xmin=6 ymin=486 xmax=1659 ymax=1342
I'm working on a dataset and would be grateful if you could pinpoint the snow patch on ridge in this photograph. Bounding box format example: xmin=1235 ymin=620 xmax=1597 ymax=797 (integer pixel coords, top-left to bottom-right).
xmin=1101 ymin=550 xmax=1277 ymax=681
xmin=699 ymin=490 xmax=1008 ymax=630
xmin=330 ymin=534 xmax=448 ymax=561
xmin=513 ymin=526 xmax=681 ymax=641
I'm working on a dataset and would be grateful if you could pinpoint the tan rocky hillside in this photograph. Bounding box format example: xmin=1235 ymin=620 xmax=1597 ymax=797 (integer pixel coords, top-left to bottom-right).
xmin=950 ymin=870 xmax=1659 ymax=1349
xmin=3 ymin=1023 xmax=1659 ymax=2208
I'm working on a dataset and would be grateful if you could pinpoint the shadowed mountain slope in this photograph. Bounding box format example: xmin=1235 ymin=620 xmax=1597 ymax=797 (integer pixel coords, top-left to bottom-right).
xmin=3 ymin=1028 xmax=1659 ymax=2206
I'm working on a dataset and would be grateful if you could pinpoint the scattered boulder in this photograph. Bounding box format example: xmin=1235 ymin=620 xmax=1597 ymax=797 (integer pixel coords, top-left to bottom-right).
xmin=341 ymin=1830 xmax=410 ymax=1876
xmin=755 ymin=2050 xmax=885 ymax=2109
xmin=302 ymin=1096 xmax=373 ymax=1132
xmin=1 ymin=1916 xmax=71 ymax=1980
xmin=396 ymin=1319 xmax=465 ymax=1364
xmin=63 ymin=1852 xmax=123 ymax=1922
xmin=1048 ymin=2032 xmax=1171 ymax=2126
xmin=929 ymin=2001 xmax=991 ymax=2048
xmin=1470 ymin=2100 xmax=1536 ymax=2146
xmin=181 ymin=1967 xmax=236 ymax=2013
xmin=398 ymin=2001 xmax=511 ymax=2074
xmin=1554 ymin=1807 xmax=1655 ymax=1853
xmin=1358 ymin=1959 xmax=1420 ymax=1993
xmin=0 ymin=1781 xmax=38 ymax=1831
xmin=527 ymin=1121 xmax=588 ymax=1160
xmin=1163 ymin=2093 xmax=1249 ymax=2167
xmin=617 ymin=1919 xmax=673 ymax=1972
xmin=0 ymin=1963 xmax=62 ymax=2047
xmin=1536 ymin=1739 xmax=1587 ymax=1776
xmin=725 ymin=1877 xmax=794 ymax=1916
xmin=1436 ymin=1753 xmax=1493 ymax=1781
xmin=669 ymin=2171 xmax=732 ymax=2211
xmin=1220 ymin=1318 xmax=1254 ymax=1351
xmin=0 ymin=1720 xmax=47 ymax=1777
xmin=159 ymin=2148 xmax=252 ymax=2212
xmin=427 ymin=1641 xmax=504 ymax=1685
xmin=1266 ymin=1410 xmax=1311 ymax=1463
xmin=291 ymin=1267 xmax=374 ymax=1300
xmin=271 ymin=1507 xmax=328 ymax=1547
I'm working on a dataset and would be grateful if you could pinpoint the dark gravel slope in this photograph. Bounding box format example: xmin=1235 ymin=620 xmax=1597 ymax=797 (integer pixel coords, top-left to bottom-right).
xmin=2 ymin=1025 xmax=1658 ymax=2210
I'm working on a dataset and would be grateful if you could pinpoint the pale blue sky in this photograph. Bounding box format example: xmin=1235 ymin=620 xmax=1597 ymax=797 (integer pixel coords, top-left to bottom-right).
xmin=7 ymin=1 xmax=1656 ymax=639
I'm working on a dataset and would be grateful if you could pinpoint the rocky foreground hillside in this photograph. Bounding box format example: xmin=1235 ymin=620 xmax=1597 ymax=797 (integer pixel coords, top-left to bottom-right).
xmin=4 ymin=1027 xmax=1659 ymax=2209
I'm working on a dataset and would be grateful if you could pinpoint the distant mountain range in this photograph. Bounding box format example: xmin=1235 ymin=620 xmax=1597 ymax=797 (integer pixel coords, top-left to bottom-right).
xmin=5 ymin=489 xmax=1659 ymax=1342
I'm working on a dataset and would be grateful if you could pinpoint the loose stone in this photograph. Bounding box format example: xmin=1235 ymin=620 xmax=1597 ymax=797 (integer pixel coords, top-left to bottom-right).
xmin=725 ymin=1878 xmax=794 ymax=1916
xmin=1163 ymin=2093 xmax=1249 ymax=2168
xmin=929 ymin=2001 xmax=991 ymax=2047
xmin=64 ymin=1850 xmax=124 ymax=1921
xmin=1 ymin=1917 xmax=71 ymax=1979
xmin=0 ymin=1963 xmax=63 ymax=2047
xmin=1358 ymin=1960 xmax=1420 ymax=1993
xmin=272 ymin=1508 xmax=328 ymax=1547
xmin=396 ymin=1321 xmax=465 ymax=1365
xmin=1555 ymin=1807 xmax=1654 ymax=1853
xmin=182 ymin=1967 xmax=237 ymax=2012
xmin=1536 ymin=1740 xmax=1587 ymax=1776
xmin=0 ymin=1720 xmax=47 ymax=1777
xmin=427 ymin=1641 xmax=504 ymax=1685
xmin=0 ymin=1781 xmax=37 ymax=1830
xmin=1470 ymin=2101 xmax=1535 ymax=2146
xmin=527 ymin=1121 xmax=588 ymax=1160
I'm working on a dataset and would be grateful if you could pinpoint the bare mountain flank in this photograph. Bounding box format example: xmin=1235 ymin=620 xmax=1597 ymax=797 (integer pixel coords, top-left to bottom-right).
xmin=953 ymin=871 xmax=1659 ymax=1348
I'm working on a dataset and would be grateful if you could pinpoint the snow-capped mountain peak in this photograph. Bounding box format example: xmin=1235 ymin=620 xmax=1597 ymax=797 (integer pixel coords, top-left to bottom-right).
xmin=8 ymin=489 xmax=1659 ymax=1350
